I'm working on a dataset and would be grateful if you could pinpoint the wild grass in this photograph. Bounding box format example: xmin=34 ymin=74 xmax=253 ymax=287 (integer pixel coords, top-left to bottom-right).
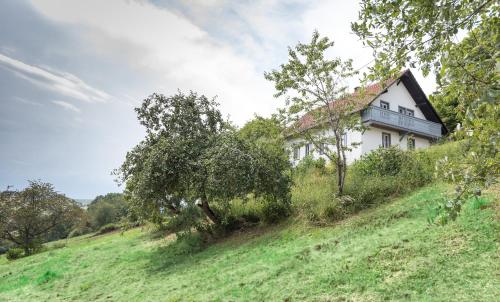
xmin=0 ymin=183 xmax=498 ymax=301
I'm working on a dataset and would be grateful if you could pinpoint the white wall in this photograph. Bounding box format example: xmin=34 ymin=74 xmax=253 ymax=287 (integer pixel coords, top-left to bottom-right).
xmin=371 ymin=81 xmax=426 ymax=119
xmin=361 ymin=127 xmax=430 ymax=155
xmin=287 ymin=128 xmax=363 ymax=165
xmin=286 ymin=80 xmax=434 ymax=165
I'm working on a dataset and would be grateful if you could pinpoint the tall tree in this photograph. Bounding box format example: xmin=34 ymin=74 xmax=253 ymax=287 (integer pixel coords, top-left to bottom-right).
xmin=265 ymin=31 xmax=362 ymax=195
xmin=0 ymin=181 xmax=82 ymax=255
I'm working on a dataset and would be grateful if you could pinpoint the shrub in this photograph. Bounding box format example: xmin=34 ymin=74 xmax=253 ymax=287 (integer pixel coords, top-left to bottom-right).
xmin=260 ymin=198 xmax=290 ymax=224
xmin=50 ymin=242 xmax=67 ymax=250
xmin=294 ymin=156 xmax=327 ymax=175
xmin=95 ymin=223 xmax=120 ymax=235
xmin=352 ymin=146 xmax=409 ymax=177
xmin=6 ymin=248 xmax=24 ymax=260
xmin=292 ymin=142 xmax=464 ymax=224
xmin=68 ymin=226 xmax=93 ymax=238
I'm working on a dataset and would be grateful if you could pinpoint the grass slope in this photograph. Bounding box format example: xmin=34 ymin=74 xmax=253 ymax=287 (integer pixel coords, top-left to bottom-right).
xmin=0 ymin=184 xmax=498 ymax=301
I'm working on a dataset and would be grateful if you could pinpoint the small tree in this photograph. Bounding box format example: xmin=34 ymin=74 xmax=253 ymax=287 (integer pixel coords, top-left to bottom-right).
xmin=115 ymin=91 xmax=291 ymax=232
xmin=87 ymin=193 xmax=128 ymax=230
xmin=0 ymin=181 xmax=81 ymax=255
xmin=265 ymin=31 xmax=363 ymax=195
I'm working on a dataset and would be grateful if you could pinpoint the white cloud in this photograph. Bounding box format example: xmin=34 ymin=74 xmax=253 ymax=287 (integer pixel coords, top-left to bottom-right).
xmin=14 ymin=97 xmax=43 ymax=107
xmin=29 ymin=0 xmax=279 ymax=125
xmin=28 ymin=0 xmax=437 ymax=125
xmin=0 ymin=53 xmax=111 ymax=103
xmin=51 ymin=100 xmax=81 ymax=113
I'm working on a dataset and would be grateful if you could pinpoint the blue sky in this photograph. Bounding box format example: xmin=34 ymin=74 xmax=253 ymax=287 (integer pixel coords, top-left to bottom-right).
xmin=0 ymin=0 xmax=437 ymax=199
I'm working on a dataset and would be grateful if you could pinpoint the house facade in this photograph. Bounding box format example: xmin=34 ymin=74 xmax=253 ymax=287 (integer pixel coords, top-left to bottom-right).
xmin=287 ymin=70 xmax=447 ymax=164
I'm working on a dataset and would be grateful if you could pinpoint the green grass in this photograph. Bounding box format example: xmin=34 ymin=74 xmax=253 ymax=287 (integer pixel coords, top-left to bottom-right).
xmin=0 ymin=183 xmax=498 ymax=301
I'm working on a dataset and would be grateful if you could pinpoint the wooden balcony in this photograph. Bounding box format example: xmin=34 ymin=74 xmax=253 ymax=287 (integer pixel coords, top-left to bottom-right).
xmin=361 ymin=106 xmax=442 ymax=138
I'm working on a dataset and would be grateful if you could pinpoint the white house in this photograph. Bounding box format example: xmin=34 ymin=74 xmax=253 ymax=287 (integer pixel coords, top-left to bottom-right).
xmin=287 ymin=70 xmax=448 ymax=164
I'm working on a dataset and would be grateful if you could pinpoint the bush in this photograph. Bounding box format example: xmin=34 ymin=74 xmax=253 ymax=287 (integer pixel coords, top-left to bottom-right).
xmin=95 ymin=223 xmax=120 ymax=235
xmin=294 ymin=156 xmax=327 ymax=175
xmin=260 ymin=198 xmax=290 ymax=224
xmin=6 ymin=248 xmax=24 ymax=260
xmin=292 ymin=165 xmax=337 ymax=223
xmin=68 ymin=226 xmax=93 ymax=238
xmin=352 ymin=146 xmax=409 ymax=177
xmin=292 ymin=142 xmax=464 ymax=224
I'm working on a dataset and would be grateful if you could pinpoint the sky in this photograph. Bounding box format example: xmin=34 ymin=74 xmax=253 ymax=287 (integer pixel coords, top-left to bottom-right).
xmin=0 ymin=0 xmax=437 ymax=199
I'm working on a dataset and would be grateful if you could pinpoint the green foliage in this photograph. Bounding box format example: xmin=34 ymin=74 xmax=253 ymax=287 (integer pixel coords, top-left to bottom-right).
xmin=0 ymin=181 xmax=83 ymax=255
xmin=353 ymin=1 xmax=499 ymax=224
xmin=238 ymin=115 xmax=285 ymax=156
xmin=87 ymin=193 xmax=128 ymax=230
xmin=67 ymin=226 xmax=93 ymax=239
xmin=295 ymin=143 xmax=464 ymax=224
xmin=116 ymin=91 xmax=291 ymax=237
xmin=352 ymin=0 xmax=498 ymax=78
xmin=95 ymin=223 xmax=120 ymax=236
xmin=291 ymin=166 xmax=339 ymax=223
xmin=5 ymin=248 xmax=24 ymax=261
xmin=353 ymin=147 xmax=409 ymax=177
xmin=294 ymin=156 xmax=327 ymax=176
xmin=430 ymin=16 xmax=499 ymax=131
xmin=265 ymin=30 xmax=363 ymax=195
xmin=1 ymin=184 xmax=497 ymax=301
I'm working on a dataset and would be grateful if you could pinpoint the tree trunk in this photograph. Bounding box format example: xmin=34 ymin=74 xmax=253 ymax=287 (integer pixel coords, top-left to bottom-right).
xmin=340 ymin=145 xmax=347 ymax=195
xmin=198 ymin=198 xmax=219 ymax=225
xmin=334 ymin=131 xmax=344 ymax=195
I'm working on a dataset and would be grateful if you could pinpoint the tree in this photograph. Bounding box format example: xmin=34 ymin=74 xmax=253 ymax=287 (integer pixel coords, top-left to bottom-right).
xmin=238 ymin=115 xmax=287 ymax=159
xmin=265 ymin=31 xmax=363 ymax=195
xmin=429 ymin=17 xmax=499 ymax=131
xmin=115 ymin=91 xmax=291 ymax=232
xmin=352 ymin=0 xmax=498 ymax=79
xmin=87 ymin=193 xmax=128 ymax=229
xmin=0 ymin=181 xmax=81 ymax=255
xmin=352 ymin=0 xmax=499 ymax=222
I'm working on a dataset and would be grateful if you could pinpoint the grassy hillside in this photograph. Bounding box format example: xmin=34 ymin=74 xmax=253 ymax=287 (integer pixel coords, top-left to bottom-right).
xmin=0 ymin=183 xmax=498 ymax=301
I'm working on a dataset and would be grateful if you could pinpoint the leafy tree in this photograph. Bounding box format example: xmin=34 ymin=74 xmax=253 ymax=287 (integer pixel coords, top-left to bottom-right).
xmin=352 ymin=0 xmax=498 ymax=79
xmin=0 ymin=181 xmax=82 ymax=255
xmin=115 ymin=91 xmax=291 ymax=232
xmin=265 ymin=31 xmax=363 ymax=195
xmin=429 ymin=17 xmax=499 ymax=131
xmin=238 ymin=115 xmax=288 ymax=159
xmin=87 ymin=193 xmax=128 ymax=229
xmin=352 ymin=0 xmax=499 ymax=222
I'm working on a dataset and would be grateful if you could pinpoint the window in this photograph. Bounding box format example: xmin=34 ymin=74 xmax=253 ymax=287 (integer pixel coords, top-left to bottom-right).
xmin=318 ymin=143 xmax=325 ymax=155
xmin=305 ymin=143 xmax=311 ymax=156
xmin=380 ymin=101 xmax=390 ymax=110
xmin=342 ymin=133 xmax=347 ymax=146
xmin=382 ymin=132 xmax=391 ymax=148
xmin=293 ymin=146 xmax=300 ymax=160
xmin=407 ymin=138 xmax=415 ymax=150
xmin=398 ymin=106 xmax=415 ymax=117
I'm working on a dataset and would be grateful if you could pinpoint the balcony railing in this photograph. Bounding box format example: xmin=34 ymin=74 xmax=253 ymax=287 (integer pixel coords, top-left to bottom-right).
xmin=361 ymin=106 xmax=442 ymax=138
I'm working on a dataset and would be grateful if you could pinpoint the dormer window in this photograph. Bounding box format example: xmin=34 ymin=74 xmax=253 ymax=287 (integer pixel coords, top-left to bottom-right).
xmin=380 ymin=101 xmax=390 ymax=110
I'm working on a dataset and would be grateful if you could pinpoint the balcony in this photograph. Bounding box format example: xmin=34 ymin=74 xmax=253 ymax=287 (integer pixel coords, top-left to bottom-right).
xmin=361 ymin=106 xmax=442 ymax=138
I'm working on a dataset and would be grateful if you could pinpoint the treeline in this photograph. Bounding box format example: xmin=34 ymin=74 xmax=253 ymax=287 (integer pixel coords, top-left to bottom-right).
xmin=0 ymin=185 xmax=131 ymax=260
